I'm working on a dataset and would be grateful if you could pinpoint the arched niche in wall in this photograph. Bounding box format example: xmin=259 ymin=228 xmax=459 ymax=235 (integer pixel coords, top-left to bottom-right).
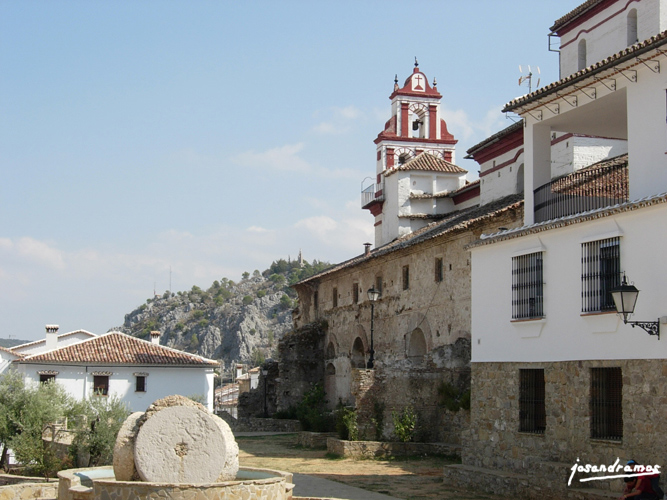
xmin=627 ymin=9 xmax=638 ymax=46
xmin=407 ymin=328 xmax=427 ymax=363
xmin=351 ymin=337 xmax=366 ymax=369
xmin=325 ymin=337 xmax=337 ymax=360
xmin=324 ymin=362 xmax=337 ymax=409
xmin=516 ymin=163 xmax=524 ymax=194
xmin=578 ymin=39 xmax=587 ymax=71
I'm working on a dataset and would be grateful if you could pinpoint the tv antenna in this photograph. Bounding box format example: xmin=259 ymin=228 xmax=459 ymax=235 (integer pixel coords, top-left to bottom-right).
xmin=518 ymin=65 xmax=540 ymax=93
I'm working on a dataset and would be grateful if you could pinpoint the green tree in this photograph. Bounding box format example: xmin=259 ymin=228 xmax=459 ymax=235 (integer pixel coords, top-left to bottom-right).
xmin=243 ymin=295 xmax=253 ymax=305
xmin=242 ymin=272 xmax=250 ymax=280
xmin=392 ymin=406 xmax=416 ymax=443
xmin=69 ymin=396 xmax=129 ymax=466
xmin=279 ymin=294 xmax=293 ymax=310
xmin=252 ymin=348 xmax=265 ymax=366
xmin=0 ymin=373 xmax=74 ymax=478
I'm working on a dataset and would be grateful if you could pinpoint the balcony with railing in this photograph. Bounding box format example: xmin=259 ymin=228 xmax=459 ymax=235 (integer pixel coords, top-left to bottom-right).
xmin=361 ymin=181 xmax=385 ymax=209
xmin=534 ymin=158 xmax=628 ymax=223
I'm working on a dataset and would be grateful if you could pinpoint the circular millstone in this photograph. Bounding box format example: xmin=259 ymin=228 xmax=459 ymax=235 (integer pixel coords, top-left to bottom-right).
xmin=113 ymin=412 xmax=143 ymax=481
xmin=134 ymin=405 xmax=226 ymax=483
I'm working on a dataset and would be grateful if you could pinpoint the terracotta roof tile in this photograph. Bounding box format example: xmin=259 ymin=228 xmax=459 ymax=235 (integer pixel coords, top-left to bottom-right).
xmin=0 ymin=346 xmax=21 ymax=358
xmin=504 ymin=31 xmax=667 ymax=113
xmin=385 ymin=152 xmax=467 ymax=177
xmin=550 ymin=0 xmax=604 ymax=32
xmin=295 ymin=194 xmax=522 ymax=285
xmin=19 ymin=332 xmax=217 ymax=366
xmin=10 ymin=329 xmax=96 ymax=352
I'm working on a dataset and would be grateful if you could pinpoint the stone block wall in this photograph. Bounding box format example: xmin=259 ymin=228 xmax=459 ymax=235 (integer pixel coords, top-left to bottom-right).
xmin=0 ymin=482 xmax=56 ymax=500
xmin=465 ymin=359 xmax=667 ymax=493
xmin=276 ymin=321 xmax=326 ymax=412
xmin=327 ymin=437 xmax=460 ymax=459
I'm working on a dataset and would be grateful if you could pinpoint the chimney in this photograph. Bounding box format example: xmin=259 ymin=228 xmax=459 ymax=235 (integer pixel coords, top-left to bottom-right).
xmin=364 ymin=242 xmax=372 ymax=256
xmin=236 ymin=363 xmax=244 ymax=380
xmin=150 ymin=331 xmax=161 ymax=345
xmin=45 ymin=325 xmax=59 ymax=351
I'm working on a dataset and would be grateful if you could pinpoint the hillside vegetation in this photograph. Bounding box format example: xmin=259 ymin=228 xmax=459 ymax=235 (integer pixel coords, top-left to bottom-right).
xmin=115 ymin=258 xmax=330 ymax=369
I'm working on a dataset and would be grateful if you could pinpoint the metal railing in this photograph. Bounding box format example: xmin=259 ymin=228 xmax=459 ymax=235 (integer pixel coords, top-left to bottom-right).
xmin=361 ymin=181 xmax=385 ymax=209
xmin=534 ymin=161 xmax=628 ymax=223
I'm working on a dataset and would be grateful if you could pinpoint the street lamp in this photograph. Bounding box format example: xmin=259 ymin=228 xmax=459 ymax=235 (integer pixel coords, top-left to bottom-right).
xmin=261 ymin=368 xmax=269 ymax=417
xmin=366 ymin=287 xmax=381 ymax=368
xmin=610 ymin=275 xmax=660 ymax=339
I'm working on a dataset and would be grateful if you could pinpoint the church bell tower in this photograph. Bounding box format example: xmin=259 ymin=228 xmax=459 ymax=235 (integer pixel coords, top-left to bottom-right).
xmin=362 ymin=60 xmax=466 ymax=248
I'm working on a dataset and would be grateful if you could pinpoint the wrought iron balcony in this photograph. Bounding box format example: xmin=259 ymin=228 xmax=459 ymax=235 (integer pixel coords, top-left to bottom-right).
xmin=361 ymin=181 xmax=385 ymax=209
xmin=534 ymin=159 xmax=628 ymax=223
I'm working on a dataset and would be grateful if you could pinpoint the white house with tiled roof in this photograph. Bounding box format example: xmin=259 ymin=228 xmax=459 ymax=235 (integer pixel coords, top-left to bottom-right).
xmin=0 ymin=346 xmax=21 ymax=375
xmin=444 ymin=0 xmax=667 ymax=497
xmin=14 ymin=330 xmax=217 ymax=411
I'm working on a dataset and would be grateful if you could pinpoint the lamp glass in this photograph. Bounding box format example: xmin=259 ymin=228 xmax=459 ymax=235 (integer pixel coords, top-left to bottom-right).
xmin=367 ymin=287 xmax=381 ymax=302
xmin=610 ymin=283 xmax=639 ymax=318
xmin=261 ymin=369 xmax=268 ymax=376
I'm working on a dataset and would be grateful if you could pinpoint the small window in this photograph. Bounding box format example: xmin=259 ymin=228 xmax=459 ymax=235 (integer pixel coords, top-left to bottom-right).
xmin=519 ymin=369 xmax=546 ymax=433
xmin=135 ymin=375 xmax=146 ymax=393
xmin=314 ymin=291 xmax=319 ymax=311
xmin=40 ymin=374 xmax=56 ymax=384
xmin=93 ymin=375 xmax=109 ymax=396
xmin=512 ymin=252 xmax=544 ymax=319
xmin=402 ymin=265 xmax=410 ymax=290
xmin=590 ymin=367 xmax=622 ymax=440
xmin=375 ymin=276 xmax=382 ymax=294
xmin=435 ymin=258 xmax=443 ymax=282
xmin=582 ymin=237 xmax=620 ymax=313
xmin=353 ymin=283 xmax=359 ymax=304
xmin=333 ymin=287 xmax=338 ymax=308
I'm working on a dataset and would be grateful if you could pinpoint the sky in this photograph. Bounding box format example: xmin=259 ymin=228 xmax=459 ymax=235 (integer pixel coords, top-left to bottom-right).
xmin=1 ymin=0 xmax=584 ymax=341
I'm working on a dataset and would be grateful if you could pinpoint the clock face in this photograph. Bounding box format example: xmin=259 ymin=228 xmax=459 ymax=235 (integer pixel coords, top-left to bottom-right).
xmin=411 ymin=73 xmax=425 ymax=92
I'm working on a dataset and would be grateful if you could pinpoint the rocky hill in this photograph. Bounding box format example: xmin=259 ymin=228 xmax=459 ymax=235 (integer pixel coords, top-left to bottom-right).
xmin=114 ymin=258 xmax=330 ymax=370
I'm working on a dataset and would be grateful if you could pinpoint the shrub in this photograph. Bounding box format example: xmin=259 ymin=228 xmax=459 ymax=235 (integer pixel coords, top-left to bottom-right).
xmin=437 ymin=381 xmax=470 ymax=412
xmin=371 ymin=400 xmax=386 ymax=441
xmin=392 ymin=406 xmax=416 ymax=443
xmin=335 ymin=405 xmax=358 ymax=441
xmin=295 ymin=384 xmax=334 ymax=432
xmin=243 ymin=295 xmax=253 ymax=305
xmin=257 ymin=290 xmax=266 ymax=298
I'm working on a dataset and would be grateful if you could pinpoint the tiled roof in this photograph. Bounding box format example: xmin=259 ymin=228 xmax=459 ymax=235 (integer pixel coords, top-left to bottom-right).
xmin=10 ymin=329 xmax=96 ymax=352
xmin=295 ymin=194 xmax=523 ymax=285
xmin=0 ymin=346 xmax=22 ymax=358
xmin=470 ymin=191 xmax=667 ymax=249
xmin=465 ymin=120 xmax=523 ymax=158
xmin=18 ymin=332 xmax=218 ymax=366
xmin=550 ymin=154 xmax=628 ymax=198
xmin=550 ymin=0 xmax=604 ymax=32
xmin=504 ymin=31 xmax=667 ymax=113
xmin=385 ymin=152 xmax=467 ymax=177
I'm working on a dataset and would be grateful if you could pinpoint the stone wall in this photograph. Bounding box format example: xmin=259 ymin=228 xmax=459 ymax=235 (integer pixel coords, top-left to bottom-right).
xmin=237 ymin=360 xmax=279 ymax=418
xmin=0 ymin=482 xmax=56 ymax=500
xmin=461 ymin=359 xmax=667 ymax=496
xmin=327 ymin=437 xmax=460 ymax=459
xmin=217 ymin=411 xmax=301 ymax=433
xmin=297 ymin=432 xmax=337 ymax=448
xmin=276 ymin=321 xmax=326 ymax=412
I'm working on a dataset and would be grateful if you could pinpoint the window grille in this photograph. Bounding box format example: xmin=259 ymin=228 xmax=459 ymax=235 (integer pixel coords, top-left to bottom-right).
xmin=435 ymin=258 xmax=443 ymax=282
xmin=590 ymin=367 xmax=623 ymax=440
xmin=135 ymin=375 xmax=146 ymax=392
xmin=402 ymin=265 xmax=410 ymax=290
xmin=582 ymin=237 xmax=620 ymax=313
xmin=40 ymin=374 xmax=56 ymax=384
xmin=512 ymin=252 xmax=544 ymax=319
xmin=519 ymin=369 xmax=546 ymax=433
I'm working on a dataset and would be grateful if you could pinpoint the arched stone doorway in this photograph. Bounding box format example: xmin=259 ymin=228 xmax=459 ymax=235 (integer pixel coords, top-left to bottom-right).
xmin=351 ymin=337 xmax=366 ymax=368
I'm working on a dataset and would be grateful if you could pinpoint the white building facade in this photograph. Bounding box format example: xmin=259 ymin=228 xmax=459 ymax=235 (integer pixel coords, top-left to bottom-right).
xmin=445 ymin=0 xmax=667 ymax=496
xmin=15 ymin=331 xmax=217 ymax=412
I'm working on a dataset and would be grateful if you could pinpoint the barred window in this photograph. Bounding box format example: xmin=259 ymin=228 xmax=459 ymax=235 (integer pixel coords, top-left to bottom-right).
xmin=135 ymin=375 xmax=146 ymax=392
xmin=582 ymin=237 xmax=620 ymax=313
xmin=93 ymin=375 xmax=109 ymax=396
xmin=519 ymin=369 xmax=546 ymax=433
xmin=512 ymin=252 xmax=544 ymax=319
xmin=590 ymin=367 xmax=622 ymax=440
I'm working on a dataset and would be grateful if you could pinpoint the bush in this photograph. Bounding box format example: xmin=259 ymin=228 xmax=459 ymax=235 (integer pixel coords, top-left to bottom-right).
xmin=257 ymin=290 xmax=267 ymax=298
xmin=371 ymin=400 xmax=385 ymax=441
xmin=295 ymin=384 xmax=334 ymax=432
xmin=392 ymin=406 xmax=416 ymax=443
xmin=243 ymin=295 xmax=253 ymax=305
xmin=335 ymin=405 xmax=358 ymax=441
xmin=437 ymin=381 xmax=470 ymax=411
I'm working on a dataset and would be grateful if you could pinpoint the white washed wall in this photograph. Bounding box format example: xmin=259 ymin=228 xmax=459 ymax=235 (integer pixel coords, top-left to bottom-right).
xmin=559 ymin=0 xmax=663 ymax=77
xmin=471 ymin=202 xmax=667 ymax=363
xmin=18 ymin=364 xmax=215 ymax=412
xmin=479 ymin=147 xmax=524 ymax=206
xmin=12 ymin=332 xmax=95 ymax=356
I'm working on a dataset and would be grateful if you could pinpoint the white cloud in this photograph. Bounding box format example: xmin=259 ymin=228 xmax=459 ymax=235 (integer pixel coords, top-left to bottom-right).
xmin=246 ymin=226 xmax=270 ymax=233
xmin=231 ymin=143 xmax=312 ymax=173
xmin=12 ymin=237 xmax=66 ymax=270
xmin=441 ymin=104 xmax=507 ymax=143
xmin=312 ymin=106 xmax=364 ymax=135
